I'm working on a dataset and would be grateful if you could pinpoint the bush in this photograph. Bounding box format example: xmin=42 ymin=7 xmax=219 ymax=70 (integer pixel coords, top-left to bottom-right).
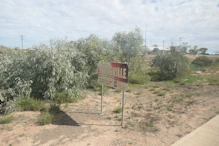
xmin=151 ymin=53 xmax=190 ymax=80
xmin=48 ymin=104 xmax=60 ymax=115
xmin=0 ymin=43 xmax=88 ymax=101
xmin=192 ymin=56 xmax=212 ymax=67
xmin=54 ymin=92 xmax=77 ymax=104
xmin=129 ymin=73 xmax=151 ymax=84
xmin=39 ymin=112 xmax=53 ymax=125
xmin=17 ymin=97 xmax=45 ymax=111
xmin=0 ymin=115 xmax=14 ymax=124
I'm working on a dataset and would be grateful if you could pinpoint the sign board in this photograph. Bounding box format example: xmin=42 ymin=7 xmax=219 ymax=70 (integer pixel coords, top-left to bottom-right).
xmin=98 ymin=62 xmax=128 ymax=90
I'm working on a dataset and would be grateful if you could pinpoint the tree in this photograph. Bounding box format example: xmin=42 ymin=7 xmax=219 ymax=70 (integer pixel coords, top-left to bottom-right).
xmin=112 ymin=27 xmax=144 ymax=63
xmin=199 ymin=48 xmax=208 ymax=55
xmin=189 ymin=45 xmax=199 ymax=55
xmin=153 ymin=48 xmax=159 ymax=53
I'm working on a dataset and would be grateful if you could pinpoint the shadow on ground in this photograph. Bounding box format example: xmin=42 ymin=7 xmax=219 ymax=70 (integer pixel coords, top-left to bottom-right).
xmin=52 ymin=110 xmax=79 ymax=126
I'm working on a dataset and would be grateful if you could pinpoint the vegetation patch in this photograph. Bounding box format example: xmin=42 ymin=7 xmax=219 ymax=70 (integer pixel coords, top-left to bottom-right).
xmin=0 ymin=115 xmax=14 ymax=124
xmin=139 ymin=114 xmax=159 ymax=132
xmin=129 ymin=73 xmax=151 ymax=84
xmin=192 ymin=56 xmax=212 ymax=67
xmin=113 ymin=107 xmax=122 ymax=113
xmin=151 ymin=52 xmax=190 ymax=80
xmin=17 ymin=97 xmax=45 ymax=111
xmin=54 ymin=92 xmax=77 ymax=104
xmin=39 ymin=112 xmax=53 ymax=125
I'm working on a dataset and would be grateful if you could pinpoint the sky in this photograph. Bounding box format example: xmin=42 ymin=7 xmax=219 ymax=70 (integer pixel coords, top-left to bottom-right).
xmin=0 ymin=0 xmax=219 ymax=53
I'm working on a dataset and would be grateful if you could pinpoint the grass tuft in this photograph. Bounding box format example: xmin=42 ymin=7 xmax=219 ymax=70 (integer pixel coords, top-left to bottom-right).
xmin=39 ymin=112 xmax=53 ymax=125
xmin=0 ymin=115 xmax=14 ymax=124
xmin=113 ymin=107 xmax=122 ymax=113
xmin=17 ymin=97 xmax=45 ymax=111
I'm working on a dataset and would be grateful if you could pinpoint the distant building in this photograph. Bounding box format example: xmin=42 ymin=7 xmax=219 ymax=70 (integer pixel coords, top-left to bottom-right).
xmin=148 ymin=46 xmax=170 ymax=54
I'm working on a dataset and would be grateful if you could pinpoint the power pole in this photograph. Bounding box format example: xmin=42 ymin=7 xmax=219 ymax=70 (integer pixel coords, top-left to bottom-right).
xmin=19 ymin=35 xmax=24 ymax=49
xmin=163 ymin=40 xmax=164 ymax=49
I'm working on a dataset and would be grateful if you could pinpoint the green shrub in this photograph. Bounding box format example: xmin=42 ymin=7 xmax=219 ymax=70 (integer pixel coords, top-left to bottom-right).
xmin=113 ymin=107 xmax=122 ymax=113
xmin=192 ymin=56 xmax=212 ymax=67
xmin=151 ymin=52 xmax=190 ymax=80
xmin=0 ymin=115 xmax=14 ymax=124
xmin=17 ymin=97 xmax=45 ymax=111
xmin=54 ymin=92 xmax=77 ymax=104
xmin=48 ymin=104 xmax=60 ymax=115
xmin=129 ymin=73 xmax=151 ymax=84
xmin=39 ymin=112 xmax=53 ymax=125
xmin=208 ymin=75 xmax=219 ymax=85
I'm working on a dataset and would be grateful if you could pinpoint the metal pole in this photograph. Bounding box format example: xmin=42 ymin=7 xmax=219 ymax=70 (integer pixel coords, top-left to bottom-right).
xmin=145 ymin=22 xmax=147 ymax=47
xmin=101 ymin=84 xmax=103 ymax=114
xmin=19 ymin=35 xmax=24 ymax=49
xmin=121 ymin=91 xmax=125 ymax=127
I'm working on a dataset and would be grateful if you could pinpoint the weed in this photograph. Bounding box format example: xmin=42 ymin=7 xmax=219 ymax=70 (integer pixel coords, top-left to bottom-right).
xmin=113 ymin=107 xmax=122 ymax=113
xmin=163 ymin=88 xmax=170 ymax=91
xmin=173 ymin=78 xmax=182 ymax=83
xmin=126 ymin=89 xmax=132 ymax=92
xmin=139 ymin=114 xmax=160 ymax=132
xmin=166 ymin=105 xmax=173 ymax=111
xmin=39 ymin=112 xmax=53 ymax=125
xmin=158 ymin=92 xmax=165 ymax=96
xmin=185 ymin=75 xmax=203 ymax=84
xmin=153 ymin=90 xmax=160 ymax=94
xmin=149 ymin=88 xmax=155 ymax=91
xmin=154 ymin=99 xmax=158 ymax=102
xmin=55 ymin=92 xmax=78 ymax=103
xmin=132 ymin=105 xmax=136 ymax=110
xmin=115 ymin=130 xmax=119 ymax=132
xmin=0 ymin=115 xmax=14 ymax=124
xmin=135 ymin=92 xmax=142 ymax=95
xmin=17 ymin=97 xmax=45 ymax=111
xmin=117 ymin=117 xmax=122 ymax=121
xmin=208 ymin=75 xmax=219 ymax=85
xmin=48 ymin=104 xmax=60 ymax=115
xmin=180 ymin=82 xmax=186 ymax=85
xmin=138 ymin=104 xmax=143 ymax=109
xmin=123 ymin=125 xmax=128 ymax=129
xmin=114 ymin=115 xmax=118 ymax=118
xmin=144 ymin=86 xmax=148 ymax=89
xmin=153 ymin=85 xmax=159 ymax=88
xmin=115 ymin=89 xmax=122 ymax=93
xmin=185 ymin=93 xmax=193 ymax=98
xmin=129 ymin=73 xmax=151 ymax=84
xmin=106 ymin=117 xmax=111 ymax=120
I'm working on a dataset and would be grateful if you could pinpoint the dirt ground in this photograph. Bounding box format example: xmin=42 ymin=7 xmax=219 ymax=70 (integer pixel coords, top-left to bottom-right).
xmin=0 ymin=83 xmax=219 ymax=146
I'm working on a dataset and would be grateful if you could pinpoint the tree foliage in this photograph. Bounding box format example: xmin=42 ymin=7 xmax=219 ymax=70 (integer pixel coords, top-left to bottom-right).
xmin=0 ymin=44 xmax=88 ymax=101
xmin=112 ymin=27 xmax=144 ymax=63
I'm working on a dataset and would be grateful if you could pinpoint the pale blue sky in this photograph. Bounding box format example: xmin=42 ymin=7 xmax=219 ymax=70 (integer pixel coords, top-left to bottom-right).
xmin=0 ymin=0 xmax=219 ymax=52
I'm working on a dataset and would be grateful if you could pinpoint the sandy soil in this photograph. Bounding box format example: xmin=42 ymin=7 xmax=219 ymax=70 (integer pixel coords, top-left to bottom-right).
xmin=0 ymin=84 xmax=219 ymax=146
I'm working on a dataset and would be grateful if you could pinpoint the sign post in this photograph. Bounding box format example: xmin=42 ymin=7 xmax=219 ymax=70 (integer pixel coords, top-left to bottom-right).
xmin=98 ymin=62 xmax=128 ymax=127
xmin=121 ymin=91 xmax=125 ymax=127
xmin=101 ymin=84 xmax=103 ymax=114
